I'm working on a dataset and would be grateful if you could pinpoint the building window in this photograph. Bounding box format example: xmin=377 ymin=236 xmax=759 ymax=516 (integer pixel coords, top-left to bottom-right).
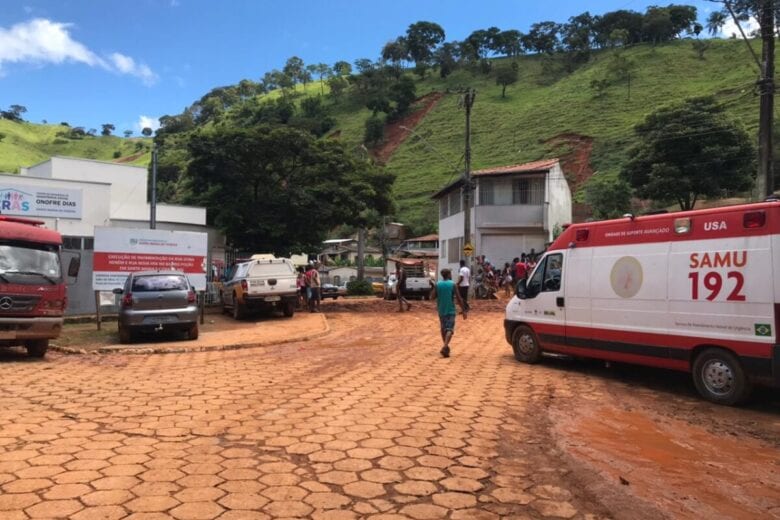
xmin=479 ymin=180 xmax=494 ymax=205
xmin=440 ymin=239 xmax=447 ymax=258
xmin=448 ymin=190 xmax=462 ymax=215
xmin=83 ymin=237 xmax=94 ymax=250
xmin=513 ymin=178 xmax=545 ymax=205
xmin=439 ymin=197 xmax=449 ymax=219
xmin=447 ymin=237 xmax=463 ymax=263
xmin=62 ymin=237 xmax=81 ymax=250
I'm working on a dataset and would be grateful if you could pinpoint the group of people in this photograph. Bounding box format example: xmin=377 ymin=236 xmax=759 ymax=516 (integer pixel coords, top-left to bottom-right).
xmin=457 ymin=253 xmax=539 ymax=300
xmin=296 ymin=264 xmax=322 ymax=312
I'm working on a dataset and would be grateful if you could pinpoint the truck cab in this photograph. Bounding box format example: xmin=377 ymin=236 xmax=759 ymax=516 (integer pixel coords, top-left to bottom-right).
xmin=0 ymin=216 xmax=77 ymax=357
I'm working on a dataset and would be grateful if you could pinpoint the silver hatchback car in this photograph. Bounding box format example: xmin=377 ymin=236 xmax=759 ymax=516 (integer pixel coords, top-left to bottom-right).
xmin=114 ymin=270 xmax=199 ymax=343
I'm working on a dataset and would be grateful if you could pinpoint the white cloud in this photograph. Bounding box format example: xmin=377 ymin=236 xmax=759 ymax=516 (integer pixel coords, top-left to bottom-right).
xmin=109 ymin=52 xmax=158 ymax=86
xmin=0 ymin=18 xmax=158 ymax=85
xmin=720 ymin=16 xmax=760 ymax=39
xmin=136 ymin=115 xmax=160 ymax=133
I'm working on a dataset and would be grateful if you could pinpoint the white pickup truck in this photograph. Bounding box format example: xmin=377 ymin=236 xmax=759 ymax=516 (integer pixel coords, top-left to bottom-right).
xmin=388 ymin=259 xmax=433 ymax=300
xmin=222 ymin=257 xmax=298 ymax=319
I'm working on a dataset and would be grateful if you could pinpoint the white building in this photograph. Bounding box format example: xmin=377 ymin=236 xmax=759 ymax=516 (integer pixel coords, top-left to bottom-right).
xmin=433 ymin=159 xmax=572 ymax=273
xmin=1 ymin=156 xmax=225 ymax=314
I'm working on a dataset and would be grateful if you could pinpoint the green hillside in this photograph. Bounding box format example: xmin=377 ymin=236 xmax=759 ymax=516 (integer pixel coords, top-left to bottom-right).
xmin=0 ymin=38 xmax=770 ymax=233
xmin=0 ymin=120 xmax=151 ymax=173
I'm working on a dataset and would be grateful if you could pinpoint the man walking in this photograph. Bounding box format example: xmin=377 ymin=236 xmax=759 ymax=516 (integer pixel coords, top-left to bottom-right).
xmin=457 ymin=259 xmax=470 ymax=313
xmin=431 ymin=268 xmax=466 ymax=358
xmin=396 ymin=264 xmax=411 ymax=312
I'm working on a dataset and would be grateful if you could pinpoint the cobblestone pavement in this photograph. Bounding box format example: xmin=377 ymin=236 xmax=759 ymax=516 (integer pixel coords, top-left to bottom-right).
xmin=0 ymin=299 xmax=778 ymax=519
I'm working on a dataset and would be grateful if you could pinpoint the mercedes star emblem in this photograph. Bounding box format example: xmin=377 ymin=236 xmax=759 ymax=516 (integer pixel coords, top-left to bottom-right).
xmin=0 ymin=297 xmax=13 ymax=310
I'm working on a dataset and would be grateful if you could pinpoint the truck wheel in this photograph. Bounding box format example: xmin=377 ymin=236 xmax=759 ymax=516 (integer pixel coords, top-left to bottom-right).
xmin=232 ymin=294 xmax=245 ymax=320
xmin=187 ymin=323 xmax=199 ymax=341
xmin=25 ymin=339 xmax=48 ymax=358
xmin=283 ymin=301 xmax=295 ymax=317
xmin=512 ymin=325 xmax=542 ymax=364
xmin=118 ymin=324 xmax=132 ymax=344
xmin=692 ymin=348 xmax=752 ymax=405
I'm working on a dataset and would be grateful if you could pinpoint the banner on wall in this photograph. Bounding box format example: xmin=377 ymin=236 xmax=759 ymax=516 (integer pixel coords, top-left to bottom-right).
xmin=92 ymin=227 xmax=208 ymax=291
xmin=0 ymin=184 xmax=83 ymax=218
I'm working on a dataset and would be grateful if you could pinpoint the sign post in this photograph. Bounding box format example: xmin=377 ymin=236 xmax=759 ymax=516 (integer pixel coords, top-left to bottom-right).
xmin=463 ymin=243 xmax=474 ymax=257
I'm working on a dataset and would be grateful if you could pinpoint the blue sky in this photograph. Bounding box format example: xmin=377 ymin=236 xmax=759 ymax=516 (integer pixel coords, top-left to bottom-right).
xmin=1 ymin=0 xmax=722 ymax=134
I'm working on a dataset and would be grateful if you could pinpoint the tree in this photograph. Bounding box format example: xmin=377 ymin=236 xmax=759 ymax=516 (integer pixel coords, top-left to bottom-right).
xmin=706 ymin=11 xmax=727 ymax=36
xmin=333 ymin=60 xmax=352 ymax=76
xmin=87 ymin=128 xmax=97 ymax=136
xmin=183 ymin=125 xmax=394 ymax=253
xmin=405 ymin=21 xmax=445 ymax=77
xmin=495 ymin=65 xmax=518 ymax=98
xmin=522 ymin=21 xmax=562 ymax=54
xmin=434 ymin=42 xmax=460 ymax=78
xmin=381 ymin=38 xmax=408 ymax=75
xmin=593 ymin=10 xmax=644 ymax=47
xmin=584 ymin=175 xmax=632 ymax=219
xmin=314 ymin=63 xmax=331 ymax=95
xmin=101 ymin=124 xmax=115 ymax=136
xmin=692 ymin=39 xmax=711 ymax=59
xmin=0 ymin=132 xmax=5 ymax=143
xmin=621 ymin=97 xmax=755 ymax=210
xmin=364 ymin=115 xmax=385 ymax=147
xmin=494 ymin=30 xmax=523 ymax=59
xmin=142 ymin=127 xmax=153 ymax=137
xmin=1 ymin=104 xmax=27 ymax=122
xmin=123 ymin=130 xmax=133 ymax=138
xmin=283 ymin=56 xmax=305 ymax=85
xmin=327 ymin=76 xmax=349 ymax=100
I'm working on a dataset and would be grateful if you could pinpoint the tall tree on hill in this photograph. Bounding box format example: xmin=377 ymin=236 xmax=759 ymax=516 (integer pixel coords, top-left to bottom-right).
xmin=706 ymin=11 xmax=727 ymax=35
xmin=495 ymin=64 xmax=519 ymax=98
xmin=313 ymin=63 xmax=331 ymax=95
xmin=593 ymin=10 xmax=644 ymax=47
xmin=434 ymin=42 xmax=460 ymax=78
xmin=123 ymin=130 xmax=132 ymax=138
xmin=522 ymin=22 xmax=562 ymax=54
xmin=495 ymin=30 xmax=524 ymax=59
xmin=405 ymin=21 xmax=445 ymax=78
xmin=562 ymin=12 xmax=596 ymax=59
xmin=141 ymin=127 xmax=153 ymax=137
xmin=642 ymin=6 xmax=677 ymax=44
xmin=101 ymin=124 xmax=115 ymax=136
xmin=621 ymin=97 xmax=755 ymax=210
xmin=333 ymin=61 xmax=352 ymax=77
xmin=381 ymin=37 xmax=408 ymax=76
xmin=283 ymin=56 xmax=305 ymax=85
xmin=1 ymin=105 xmax=27 ymax=122
xmin=183 ymin=125 xmax=394 ymax=253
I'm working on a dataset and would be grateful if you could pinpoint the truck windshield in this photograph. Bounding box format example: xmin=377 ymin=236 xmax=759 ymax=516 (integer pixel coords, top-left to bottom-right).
xmin=0 ymin=242 xmax=61 ymax=285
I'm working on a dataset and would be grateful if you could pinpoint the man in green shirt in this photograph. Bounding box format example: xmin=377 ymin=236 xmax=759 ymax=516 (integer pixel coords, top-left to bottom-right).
xmin=431 ymin=268 xmax=466 ymax=358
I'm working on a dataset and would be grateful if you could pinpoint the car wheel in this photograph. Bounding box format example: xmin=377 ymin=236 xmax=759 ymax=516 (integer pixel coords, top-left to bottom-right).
xmin=25 ymin=339 xmax=48 ymax=358
xmin=232 ymin=294 xmax=245 ymax=320
xmin=118 ymin=324 xmax=132 ymax=344
xmin=187 ymin=323 xmax=199 ymax=341
xmin=283 ymin=301 xmax=295 ymax=317
xmin=692 ymin=348 xmax=752 ymax=405
xmin=512 ymin=325 xmax=542 ymax=364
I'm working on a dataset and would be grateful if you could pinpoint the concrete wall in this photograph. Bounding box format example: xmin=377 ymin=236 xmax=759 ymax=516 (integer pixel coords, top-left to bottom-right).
xmin=545 ymin=163 xmax=573 ymax=242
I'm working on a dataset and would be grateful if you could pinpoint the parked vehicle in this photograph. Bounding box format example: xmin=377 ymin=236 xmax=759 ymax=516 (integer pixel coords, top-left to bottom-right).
xmin=321 ymin=283 xmax=346 ymax=300
xmin=114 ymin=270 xmax=198 ymax=343
xmin=384 ymin=273 xmax=398 ymax=300
xmin=0 ymin=216 xmax=78 ymax=357
xmin=390 ymin=258 xmax=433 ymax=300
xmin=222 ymin=257 xmax=298 ymax=319
xmin=504 ymin=200 xmax=780 ymax=405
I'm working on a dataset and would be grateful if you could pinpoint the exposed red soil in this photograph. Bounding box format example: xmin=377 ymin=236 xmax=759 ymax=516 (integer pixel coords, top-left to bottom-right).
xmin=373 ymin=91 xmax=445 ymax=164
xmin=115 ymin=151 xmax=146 ymax=163
xmin=546 ymin=133 xmax=595 ymax=222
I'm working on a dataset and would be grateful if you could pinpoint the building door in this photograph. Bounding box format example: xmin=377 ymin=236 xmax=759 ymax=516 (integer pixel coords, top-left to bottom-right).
xmin=480 ymin=233 xmax=546 ymax=267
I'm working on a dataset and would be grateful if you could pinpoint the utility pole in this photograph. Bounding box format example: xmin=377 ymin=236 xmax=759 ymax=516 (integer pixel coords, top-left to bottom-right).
xmin=461 ymin=88 xmax=476 ymax=256
xmin=758 ymin=0 xmax=775 ymax=197
xmin=356 ymin=227 xmax=366 ymax=281
xmin=150 ymin=143 xmax=157 ymax=229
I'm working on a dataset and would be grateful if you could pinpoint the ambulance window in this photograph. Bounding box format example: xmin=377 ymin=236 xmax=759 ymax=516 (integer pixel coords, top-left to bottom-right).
xmin=542 ymin=254 xmax=562 ymax=292
xmin=526 ymin=257 xmax=546 ymax=296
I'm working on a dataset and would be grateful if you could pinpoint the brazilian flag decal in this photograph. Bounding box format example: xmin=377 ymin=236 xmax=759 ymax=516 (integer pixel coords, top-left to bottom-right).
xmin=754 ymin=324 xmax=772 ymax=337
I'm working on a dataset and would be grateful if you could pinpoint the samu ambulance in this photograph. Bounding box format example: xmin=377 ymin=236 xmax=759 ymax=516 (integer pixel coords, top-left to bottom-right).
xmin=504 ymin=200 xmax=779 ymax=405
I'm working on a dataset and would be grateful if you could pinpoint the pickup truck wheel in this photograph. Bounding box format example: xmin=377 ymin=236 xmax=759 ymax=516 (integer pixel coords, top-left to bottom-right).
xmin=118 ymin=324 xmax=132 ymax=344
xmin=512 ymin=325 xmax=542 ymax=364
xmin=187 ymin=323 xmax=199 ymax=341
xmin=283 ymin=301 xmax=295 ymax=317
xmin=25 ymin=339 xmax=48 ymax=358
xmin=692 ymin=348 xmax=752 ymax=405
xmin=232 ymin=295 xmax=246 ymax=320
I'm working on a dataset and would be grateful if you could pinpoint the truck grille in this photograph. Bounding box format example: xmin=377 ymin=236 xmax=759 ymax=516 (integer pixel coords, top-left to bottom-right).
xmin=0 ymin=295 xmax=41 ymax=313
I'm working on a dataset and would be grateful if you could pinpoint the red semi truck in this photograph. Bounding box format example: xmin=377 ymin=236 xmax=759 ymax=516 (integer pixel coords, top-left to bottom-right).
xmin=0 ymin=215 xmax=77 ymax=357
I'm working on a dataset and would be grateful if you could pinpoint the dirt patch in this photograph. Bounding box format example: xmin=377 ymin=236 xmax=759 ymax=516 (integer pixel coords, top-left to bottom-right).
xmin=114 ymin=151 xmax=146 ymax=163
xmin=373 ymin=91 xmax=445 ymax=164
xmin=546 ymin=133 xmax=595 ymax=222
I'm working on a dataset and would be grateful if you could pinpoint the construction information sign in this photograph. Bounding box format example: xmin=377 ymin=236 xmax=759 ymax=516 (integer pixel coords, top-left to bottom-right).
xmin=92 ymin=227 xmax=208 ymax=291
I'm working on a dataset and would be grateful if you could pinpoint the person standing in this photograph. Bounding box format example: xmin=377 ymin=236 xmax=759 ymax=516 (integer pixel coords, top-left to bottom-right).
xmin=306 ymin=264 xmax=321 ymax=312
xmin=396 ymin=264 xmax=411 ymax=312
xmin=431 ymin=268 xmax=466 ymax=358
xmin=457 ymin=259 xmax=471 ymax=313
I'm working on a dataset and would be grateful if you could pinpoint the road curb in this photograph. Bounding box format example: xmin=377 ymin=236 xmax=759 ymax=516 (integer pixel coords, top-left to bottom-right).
xmin=50 ymin=314 xmax=331 ymax=355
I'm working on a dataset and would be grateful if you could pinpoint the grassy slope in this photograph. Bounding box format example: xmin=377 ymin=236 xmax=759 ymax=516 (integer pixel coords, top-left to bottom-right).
xmin=0 ymin=120 xmax=151 ymax=173
xmin=0 ymin=39 xmax=765 ymax=232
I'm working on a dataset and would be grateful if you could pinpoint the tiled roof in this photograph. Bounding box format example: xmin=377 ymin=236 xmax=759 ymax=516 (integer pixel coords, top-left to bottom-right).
xmin=407 ymin=234 xmax=438 ymax=241
xmin=471 ymin=158 xmax=559 ymax=177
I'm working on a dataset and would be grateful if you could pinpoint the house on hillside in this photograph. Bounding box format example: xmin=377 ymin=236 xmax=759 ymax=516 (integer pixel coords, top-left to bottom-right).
xmin=318 ymin=238 xmax=381 ymax=265
xmin=432 ymin=159 xmax=572 ymax=273
xmin=394 ymin=234 xmax=439 ymax=259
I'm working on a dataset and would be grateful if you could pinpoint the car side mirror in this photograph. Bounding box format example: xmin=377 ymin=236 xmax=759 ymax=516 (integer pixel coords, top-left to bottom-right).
xmin=67 ymin=256 xmax=80 ymax=278
xmin=112 ymin=288 xmax=123 ymax=295
xmin=515 ymin=279 xmax=528 ymax=300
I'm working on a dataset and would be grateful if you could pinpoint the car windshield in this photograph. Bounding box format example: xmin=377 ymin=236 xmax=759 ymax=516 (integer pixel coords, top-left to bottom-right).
xmin=132 ymin=275 xmax=188 ymax=292
xmin=0 ymin=242 xmax=61 ymax=285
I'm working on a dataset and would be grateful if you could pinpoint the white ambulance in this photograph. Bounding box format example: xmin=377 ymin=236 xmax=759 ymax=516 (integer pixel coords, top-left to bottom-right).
xmin=504 ymin=200 xmax=779 ymax=405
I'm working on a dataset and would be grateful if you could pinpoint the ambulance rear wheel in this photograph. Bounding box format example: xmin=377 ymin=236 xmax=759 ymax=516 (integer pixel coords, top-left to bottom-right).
xmin=692 ymin=348 xmax=752 ymax=406
xmin=512 ymin=325 xmax=542 ymax=364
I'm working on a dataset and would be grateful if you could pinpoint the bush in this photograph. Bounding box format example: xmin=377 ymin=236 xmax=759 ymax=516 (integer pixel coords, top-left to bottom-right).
xmin=112 ymin=150 xmax=121 ymax=159
xmin=52 ymin=138 xmax=68 ymax=145
xmin=364 ymin=115 xmax=385 ymax=147
xmin=346 ymin=279 xmax=374 ymax=296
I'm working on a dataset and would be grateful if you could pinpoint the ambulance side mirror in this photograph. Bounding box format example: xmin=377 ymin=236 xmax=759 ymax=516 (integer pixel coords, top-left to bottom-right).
xmin=515 ymin=279 xmax=528 ymax=300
